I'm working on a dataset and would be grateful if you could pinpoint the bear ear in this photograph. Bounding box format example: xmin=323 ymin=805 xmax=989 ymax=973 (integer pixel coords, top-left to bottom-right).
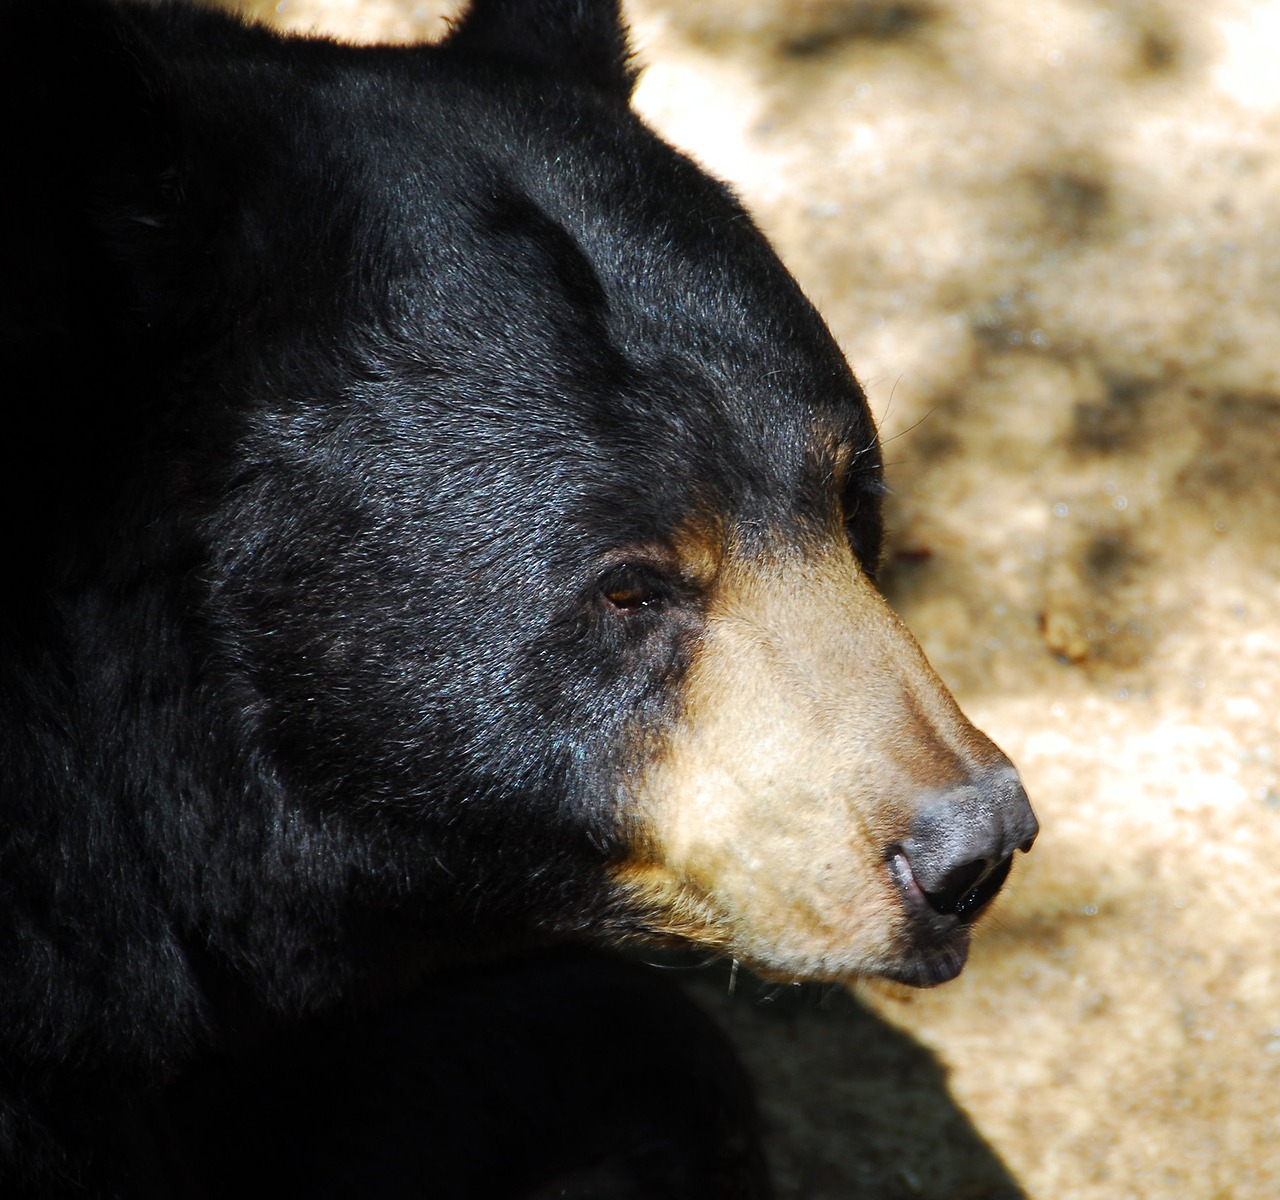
xmin=443 ymin=0 xmax=637 ymax=98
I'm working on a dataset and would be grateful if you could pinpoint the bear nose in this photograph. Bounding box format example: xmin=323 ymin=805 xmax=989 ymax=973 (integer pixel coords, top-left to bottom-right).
xmin=898 ymin=765 xmax=1038 ymax=922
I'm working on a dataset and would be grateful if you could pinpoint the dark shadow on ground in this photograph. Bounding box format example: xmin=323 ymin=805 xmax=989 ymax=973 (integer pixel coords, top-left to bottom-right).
xmin=679 ymin=961 xmax=1027 ymax=1200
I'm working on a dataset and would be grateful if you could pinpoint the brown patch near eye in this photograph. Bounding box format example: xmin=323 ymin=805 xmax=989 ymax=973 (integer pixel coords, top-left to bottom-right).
xmin=668 ymin=513 xmax=725 ymax=588
xmin=611 ymin=536 xmax=1010 ymax=982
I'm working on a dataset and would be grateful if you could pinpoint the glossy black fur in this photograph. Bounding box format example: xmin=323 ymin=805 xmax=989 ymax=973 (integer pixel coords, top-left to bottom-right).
xmin=32 ymin=951 xmax=769 ymax=1198
xmin=1 ymin=0 xmax=884 ymax=1193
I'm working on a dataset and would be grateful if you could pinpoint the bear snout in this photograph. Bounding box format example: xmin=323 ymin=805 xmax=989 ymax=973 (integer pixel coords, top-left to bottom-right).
xmin=613 ymin=540 xmax=1038 ymax=985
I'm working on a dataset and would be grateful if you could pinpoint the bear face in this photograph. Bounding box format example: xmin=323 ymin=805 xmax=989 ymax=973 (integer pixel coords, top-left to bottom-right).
xmin=191 ymin=13 xmax=1035 ymax=987
xmin=1 ymin=0 xmax=1036 ymax=1093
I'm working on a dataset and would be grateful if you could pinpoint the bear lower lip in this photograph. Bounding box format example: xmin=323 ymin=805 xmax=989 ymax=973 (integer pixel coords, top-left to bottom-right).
xmin=884 ymin=930 xmax=972 ymax=987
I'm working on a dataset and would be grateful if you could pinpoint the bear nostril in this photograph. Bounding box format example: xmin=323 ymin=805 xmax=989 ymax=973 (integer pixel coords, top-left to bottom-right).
xmin=922 ymin=854 xmax=1013 ymax=921
xmin=922 ymin=857 xmax=988 ymax=916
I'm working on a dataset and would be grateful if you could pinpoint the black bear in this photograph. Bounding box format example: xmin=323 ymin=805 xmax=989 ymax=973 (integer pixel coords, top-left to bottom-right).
xmin=1 ymin=0 xmax=1039 ymax=1195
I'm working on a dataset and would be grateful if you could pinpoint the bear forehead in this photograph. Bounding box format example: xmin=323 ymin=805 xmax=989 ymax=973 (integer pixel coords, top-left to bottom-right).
xmin=222 ymin=69 xmax=882 ymax=534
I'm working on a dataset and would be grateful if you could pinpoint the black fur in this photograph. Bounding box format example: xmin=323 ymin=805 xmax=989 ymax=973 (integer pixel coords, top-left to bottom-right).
xmin=1 ymin=0 xmax=884 ymax=1193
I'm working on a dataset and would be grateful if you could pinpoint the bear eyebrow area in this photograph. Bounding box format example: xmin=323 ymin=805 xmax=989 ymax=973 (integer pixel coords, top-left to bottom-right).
xmin=591 ymin=522 xmax=725 ymax=618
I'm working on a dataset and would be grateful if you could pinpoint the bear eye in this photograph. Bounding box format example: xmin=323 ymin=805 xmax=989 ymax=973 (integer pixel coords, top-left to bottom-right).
xmin=605 ymin=586 xmax=658 ymax=611
xmin=597 ymin=565 xmax=670 ymax=614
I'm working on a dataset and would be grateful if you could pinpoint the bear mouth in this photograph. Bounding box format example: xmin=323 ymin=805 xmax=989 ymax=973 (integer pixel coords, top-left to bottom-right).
xmin=882 ymin=849 xmax=1016 ymax=988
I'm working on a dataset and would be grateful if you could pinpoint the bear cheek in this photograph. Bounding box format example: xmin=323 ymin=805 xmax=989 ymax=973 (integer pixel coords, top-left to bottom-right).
xmin=611 ymin=545 xmax=1031 ymax=984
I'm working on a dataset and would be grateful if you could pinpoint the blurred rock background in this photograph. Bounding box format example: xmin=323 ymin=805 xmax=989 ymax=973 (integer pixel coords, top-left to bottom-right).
xmin=236 ymin=1 xmax=1280 ymax=1195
